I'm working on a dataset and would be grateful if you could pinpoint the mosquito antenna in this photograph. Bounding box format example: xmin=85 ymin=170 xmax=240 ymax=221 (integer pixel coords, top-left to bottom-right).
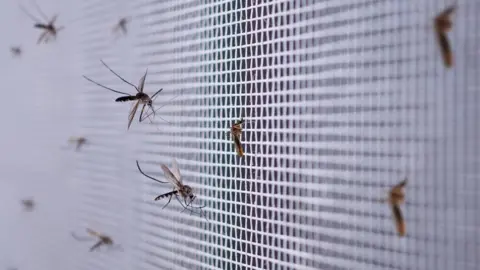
xmin=136 ymin=160 xmax=168 ymax=183
xmin=30 ymin=0 xmax=49 ymax=22
xmin=99 ymin=60 xmax=138 ymax=91
xmin=83 ymin=75 xmax=131 ymax=96
xmin=19 ymin=4 xmax=42 ymax=23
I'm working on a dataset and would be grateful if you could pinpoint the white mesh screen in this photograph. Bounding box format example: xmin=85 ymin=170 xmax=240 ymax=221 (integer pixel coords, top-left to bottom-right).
xmin=3 ymin=0 xmax=480 ymax=270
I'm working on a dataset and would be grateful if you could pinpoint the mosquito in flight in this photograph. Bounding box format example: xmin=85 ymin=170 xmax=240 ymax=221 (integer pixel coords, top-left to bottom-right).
xmin=19 ymin=0 xmax=64 ymax=44
xmin=113 ymin=17 xmax=130 ymax=37
xmin=383 ymin=178 xmax=407 ymax=237
xmin=136 ymin=159 xmax=207 ymax=219
xmin=227 ymin=118 xmax=246 ymax=157
xmin=10 ymin=46 xmax=22 ymax=57
xmin=68 ymin=136 xmax=87 ymax=151
xmin=83 ymin=60 xmax=163 ymax=129
xmin=434 ymin=4 xmax=456 ymax=68
xmin=71 ymin=228 xmax=122 ymax=252
xmin=21 ymin=198 xmax=35 ymax=212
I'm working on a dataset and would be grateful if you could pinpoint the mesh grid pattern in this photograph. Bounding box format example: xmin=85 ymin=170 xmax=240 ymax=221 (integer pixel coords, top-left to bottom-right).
xmin=67 ymin=0 xmax=480 ymax=270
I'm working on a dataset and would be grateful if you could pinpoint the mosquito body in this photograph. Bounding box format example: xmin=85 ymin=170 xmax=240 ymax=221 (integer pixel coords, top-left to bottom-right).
xmin=136 ymin=160 xmax=207 ymax=219
xmin=229 ymin=118 xmax=245 ymax=157
xmin=19 ymin=1 xmax=63 ymax=44
xmin=72 ymin=228 xmax=120 ymax=252
xmin=83 ymin=60 xmax=163 ymax=129
xmin=434 ymin=5 xmax=456 ymax=67
xmin=21 ymin=199 xmax=35 ymax=212
xmin=113 ymin=17 xmax=129 ymax=36
xmin=10 ymin=46 xmax=22 ymax=57
xmin=68 ymin=136 xmax=87 ymax=151
xmin=384 ymin=179 xmax=407 ymax=237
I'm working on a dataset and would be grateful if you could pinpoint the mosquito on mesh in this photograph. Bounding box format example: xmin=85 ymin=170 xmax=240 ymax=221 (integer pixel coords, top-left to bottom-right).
xmin=382 ymin=178 xmax=407 ymax=237
xmin=113 ymin=17 xmax=130 ymax=37
xmin=136 ymin=159 xmax=207 ymax=220
xmin=226 ymin=118 xmax=246 ymax=157
xmin=19 ymin=0 xmax=64 ymax=44
xmin=10 ymin=46 xmax=22 ymax=57
xmin=71 ymin=228 xmax=122 ymax=252
xmin=83 ymin=60 xmax=164 ymax=129
xmin=434 ymin=4 xmax=456 ymax=68
xmin=68 ymin=136 xmax=87 ymax=151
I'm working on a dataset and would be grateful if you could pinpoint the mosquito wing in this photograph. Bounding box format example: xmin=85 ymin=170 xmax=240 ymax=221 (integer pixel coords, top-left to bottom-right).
xmin=390 ymin=204 xmax=406 ymax=236
xmin=49 ymin=14 xmax=58 ymax=25
xmin=171 ymin=159 xmax=182 ymax=184
xmin=161 ymin=163 xmax=182 ymax=188
xmin=127 ymin=100 xmax=140 ymax=129
xmin=138 ymin=69 xmax=147 ymax=93
xmin=86 ymin=228 xmax=102 ymax=238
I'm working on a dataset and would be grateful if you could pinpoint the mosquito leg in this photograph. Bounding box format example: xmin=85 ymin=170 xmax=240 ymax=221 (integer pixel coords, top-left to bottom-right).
xmin=138 ymin=104 xmax=147 ymax=122
xmin=19 ymin=4 xmax=42 ymax=23
xmin=30 ymin=0 xmax=49 ymax=22
xmin=162 ymin=194 xmax=173 ymax=209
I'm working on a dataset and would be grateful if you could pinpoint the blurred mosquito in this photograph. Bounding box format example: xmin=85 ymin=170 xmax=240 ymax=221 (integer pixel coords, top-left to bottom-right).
xmin=19 ymin=0 xmax=63 ymax=44
xmin=382 ymin=178 xmax=407 ymax=237
xmin=136 ymin=159 xmax=207 ymax=220
xmin=226 ymin=118 xmax=247 ymax=157
xmin=83 ymin=60 xmax=164 ymax=130
xmin=10 ymin=46 xmax=22 ymax=57
xmin=71 ymin=228 xmax=122 ymax=252
xmin=68 ymin=136 xmax=87 ymax=151
xmin=21 ymin=198 xmax=35 ymax=212
xmin=434 ymin=4 xmax=456 ymax=68
xmin=113 ymin=17 xmax=130 ymax=37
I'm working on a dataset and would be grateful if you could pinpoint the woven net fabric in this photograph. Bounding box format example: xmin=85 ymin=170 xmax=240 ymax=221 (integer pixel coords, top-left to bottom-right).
xmin=3 ymin=0 xmax=479 ymax=269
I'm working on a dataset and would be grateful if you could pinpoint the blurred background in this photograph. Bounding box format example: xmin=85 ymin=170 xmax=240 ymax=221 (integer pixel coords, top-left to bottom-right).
xmin=0 ymin=0 xmax=479 ymax=269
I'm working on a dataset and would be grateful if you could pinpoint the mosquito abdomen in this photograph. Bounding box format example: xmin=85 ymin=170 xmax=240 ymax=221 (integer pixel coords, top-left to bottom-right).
xmin=154 ymin=190 xmax=178 ymax=201
xmin=115 ymin=95 xmax=137 ymax=102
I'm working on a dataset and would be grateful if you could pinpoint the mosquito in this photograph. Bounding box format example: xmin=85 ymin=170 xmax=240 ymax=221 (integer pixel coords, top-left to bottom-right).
xmin=10 ymin=46 xmax=22 ymax=57
xmin=71 ymin=228 xmax=122 ymax=252
xmin=226 ymin=118 xmax=246 ymax=157
xmin=83 ymin=60 xmax=164 ymax=130
xmin=21 ymin=198 xmax=35 ymax=212
xmin=68 ymin=136 xmax=87 ymax=151
xmin=136 ymin=159 xmax=207 ymax=219
xmin=434 ymin=4 xmax=456 ymax=68
xmin=113 ymin=17 xmax=130 ymax=37
xmin=382 ymin=178 xmax=407 ymax=237
xmin=19 ymin=0 xmax=64 ymax=44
